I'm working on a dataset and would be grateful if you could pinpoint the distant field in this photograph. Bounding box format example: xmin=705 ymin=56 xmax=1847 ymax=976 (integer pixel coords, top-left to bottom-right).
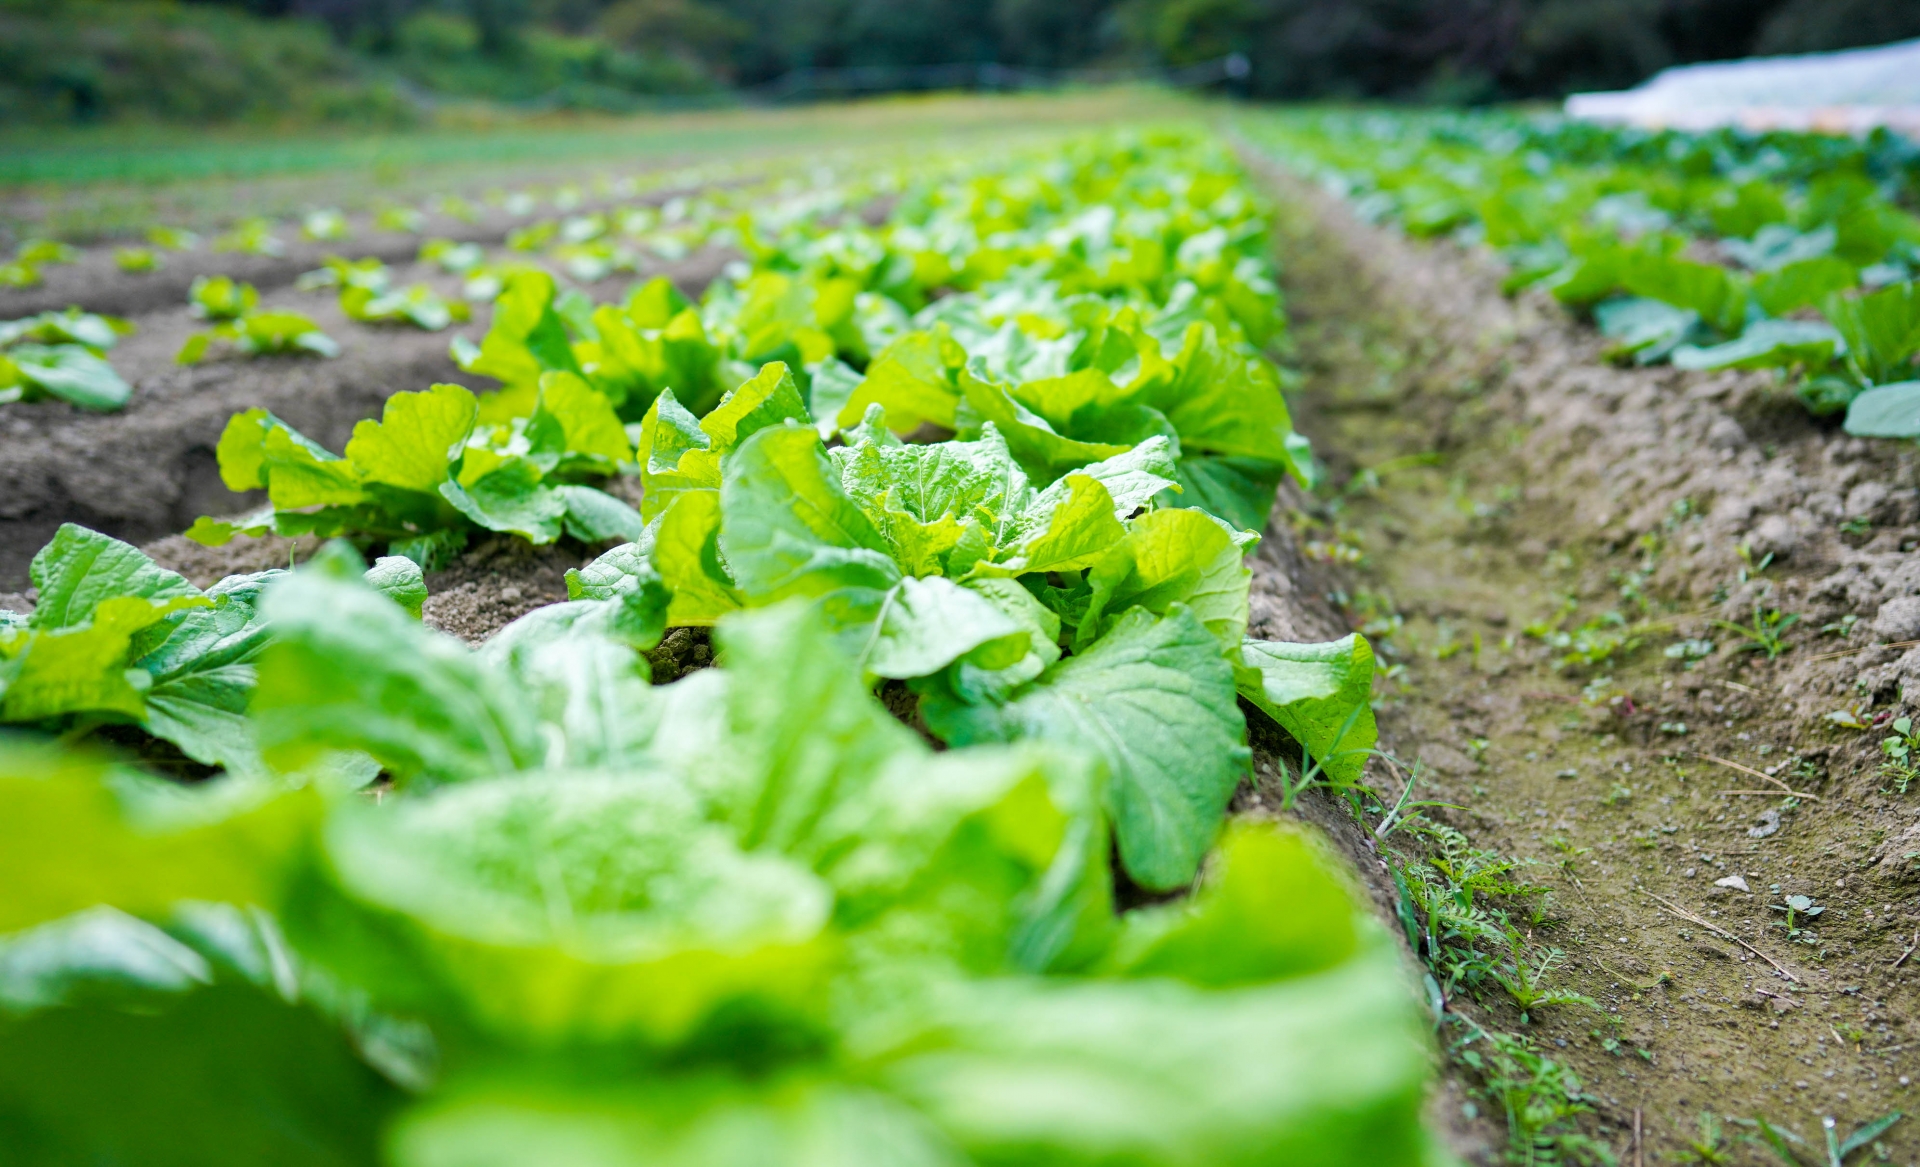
xmin=1 ymin=89 xmax=1196 ymax=241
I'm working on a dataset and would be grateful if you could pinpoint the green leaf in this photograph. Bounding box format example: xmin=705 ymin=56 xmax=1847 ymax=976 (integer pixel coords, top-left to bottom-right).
xmin=477 ymin=605 xmax=663 ymax=769
xmin=4 ymin=344 xmax=131 ymax=411
xmin=636 ymin=388 xmax=720 ymax=524
xmin=439 ymin=457 xmax=568 ymax=544
xmin=253 ymin=570 xmax=547 ymax=786
xmin=363 ymin=555 xmax=428 ymax=617
xmin=1752 ymin=256 xmax=1858 ymax=317
xmin=930 ymin=605 xmax=1248 ymax=892
xmin=855 ymin=575 xmax=1027 ymax=681
xmin=709 ymin=603 xmax=923 ymax=852
xmin=296 ymin=769 xmax=834 ymax=1045
xmin=460 ymin=268 xmax=581 ymax=390
xmin=653 ymin=491 xmax=743 ymax=627
xmin=1827 ymin=282 xmax=1920 ymax=386
xmin=344 ymin=383 xmax=477 ymax=495
xmin=874 ymin=946 xmax=1432 ymax=1166
xmin=985 ymin=473 xmax=1127 ymax=577
xmin=567 ymin=542 xmax=655 ymax=602
xmin=28 ymin=524 xmax=196 ymax=631
xmin=1081 ymin=507 xmax=1251 ymax=650
xmin=702 ymin=361 xmax=812 ymax=452
xmin=1137 ymin=323 xmax=1302 ymax=463
xmin=554 ymin=485 xmax=645 ymax=544
xmin=806 ymin=356 xmax=863 ymax=439
xmin=1236 ymin=634 xmax=1378 ymax=786
xmin=1167 ymin=455 xmax=1287 ymax=533
xmin=389 ymin=1074 xmax=965 ymax=1167
xmin=136 ymin=570 xmax=287 ymax=772
xmin=0 ymin=911 xmax=400 ymax=1167
xmin=3 ymin=596 xmax=206 ymax=723
xmin=837 ymin=330 xmax=965 ymax=433
xmin=1621 ymin=253 xmax=1749 ymax=334
xmin=832 ymin=422 xmax=1027 ymax=574
xmin=720 ymin=425 xmax=901 ymax=603
xmin=0 ymin=907 xmax=214 ymax=1012
xmin=1844 ymin=380 xmax=1920 ymax=439
xmin=527 ymin=371 xmax=633 ymax=468
xmin=958 ymin=371 xmax=1130 ymax=481
xmin=0 ymin=740 xmax=317 ymax=932
xmin=1101 ymin=820 xmax=1359 ymax=986
xmin=1672 ymin=319 xmax=1843 ymax=372
xmin=1838 ymin=1111 xmax=1902 ymax=1158
xmin=811 ymin=742 xmax=1112 ymax=975
xmin=214 ymin=410 xmax=364 ymax=508
xmin=1593 ymin=296 xmax=1700 ymax=364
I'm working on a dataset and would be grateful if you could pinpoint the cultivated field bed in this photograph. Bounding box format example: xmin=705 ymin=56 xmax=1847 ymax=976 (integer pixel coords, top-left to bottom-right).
xmin=9 ymin=94 xmax=1920 ymax=1166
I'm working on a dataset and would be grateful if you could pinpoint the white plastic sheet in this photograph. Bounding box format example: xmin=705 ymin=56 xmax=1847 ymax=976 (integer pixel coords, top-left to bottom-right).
xmin=1566 ymin=37 xmax=1920 ymax=135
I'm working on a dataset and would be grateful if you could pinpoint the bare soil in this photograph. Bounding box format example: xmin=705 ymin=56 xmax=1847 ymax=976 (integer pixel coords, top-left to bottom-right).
xmin=1256 ymin=161 xmax=1920 ymax=1164
xmin=0 ymin=242 xmax=735 ymax=589
xmin=0 ymin=176 xmax=724 ymax=320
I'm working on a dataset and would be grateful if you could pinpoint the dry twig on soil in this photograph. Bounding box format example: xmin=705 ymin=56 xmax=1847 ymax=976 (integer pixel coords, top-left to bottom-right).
xmin=1645 ymin=892 xmax=1801 ymax=983
xmin=1695 ymin=753 xmax=1821 ymax=800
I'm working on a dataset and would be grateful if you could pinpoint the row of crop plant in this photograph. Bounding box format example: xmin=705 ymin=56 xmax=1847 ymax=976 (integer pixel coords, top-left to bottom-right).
xmin=0 ymin=131 xmax=1449 ymax=1166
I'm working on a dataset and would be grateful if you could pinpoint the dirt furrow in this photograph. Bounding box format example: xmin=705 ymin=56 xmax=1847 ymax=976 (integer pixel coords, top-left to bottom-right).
xmin=1258 ymin=161 xmax=1920 ymax=1163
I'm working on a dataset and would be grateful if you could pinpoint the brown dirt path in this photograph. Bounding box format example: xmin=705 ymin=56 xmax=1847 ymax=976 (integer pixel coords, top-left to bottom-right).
xmin=1257 ymin=161 xmax=1920 ymax=1164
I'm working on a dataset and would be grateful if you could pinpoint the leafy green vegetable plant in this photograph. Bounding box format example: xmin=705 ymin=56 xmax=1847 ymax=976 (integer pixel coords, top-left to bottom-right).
xmin=0 ymin=308 xmax=135 ymax=410
xmin=188 ymin=378 xmax=642 ymax=563
xmin=0 ymin=570 xmax=1436 ymax=1166
xmin=300 ymin=255 xmax=471 ymax=330
xmin=0 ymin=130 xmax=1443 ymax=1167
xmin=189 ymin=274 xmax=259 ymax=321
xmin=1245 ymin=110 xmax=1920 ymax=425
xmin=1 ymin=524 xmax=424 ymax=776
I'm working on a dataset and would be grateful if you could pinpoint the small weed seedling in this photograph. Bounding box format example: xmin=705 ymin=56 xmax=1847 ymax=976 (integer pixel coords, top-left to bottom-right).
xmin=1491 ymin=943 xmax=1598 ymax=1024
xmin=1677 ymin=1111 xmax=1735 ymax=1165
xmin=1769 ymin=895 xmax=1824 ymax=944
xmin=1449 ymin=1020 xmax=1616 ymax=1167
xmin=1741 ymin=1109 xmax=1901 ymax=1166
xmin=1714 ymin=604 xmax=1800 ymax=661
xmin=1879 ymin=717 xmax=1919 ymax=794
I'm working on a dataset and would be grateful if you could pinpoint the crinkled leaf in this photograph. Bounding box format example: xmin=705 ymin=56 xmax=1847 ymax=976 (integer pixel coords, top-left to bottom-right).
xmin=296 ymin=770 xmax=834 ymax=1044
xmin=928 ymin=605 xmax=1248 ymax=892
xmin=344 ymin=383 xmax=477 ymax=495
xmin=1235 ymin=634 xmax=1378 ymax=786
xmin=1082 ymin=507 xmax=1250 ymax=650
xmin=28 ymin=524 xmax=197 ymax=631
xmin=439 ymin=458 xmax=567 ymax=544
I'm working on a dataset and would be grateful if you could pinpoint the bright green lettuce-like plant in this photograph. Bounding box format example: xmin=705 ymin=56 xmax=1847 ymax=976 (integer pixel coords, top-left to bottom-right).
xmin=300 ymin=256 xmax=471 ymax=331
xmin=602 ymin=358 xmax=1373 ymax=893
xmin=187 ymin=378 xmax=643 ymax=565
xmin=177 ymin=276 xmax=339 ymax=365
xmin=1 ymin=524 xmax=424 ymax=776
xmin=0 ymin=308 xmax=135 ymax=411
xmin=0 ymin=570 xmax=1434 ymax=1167
xmin=453 ymin=268 xmax=726 ymax=422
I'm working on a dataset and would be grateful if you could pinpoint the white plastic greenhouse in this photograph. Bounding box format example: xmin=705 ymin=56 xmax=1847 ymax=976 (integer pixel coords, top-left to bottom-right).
xmin=1567 ymin=36 xmax=1920 ymax=135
